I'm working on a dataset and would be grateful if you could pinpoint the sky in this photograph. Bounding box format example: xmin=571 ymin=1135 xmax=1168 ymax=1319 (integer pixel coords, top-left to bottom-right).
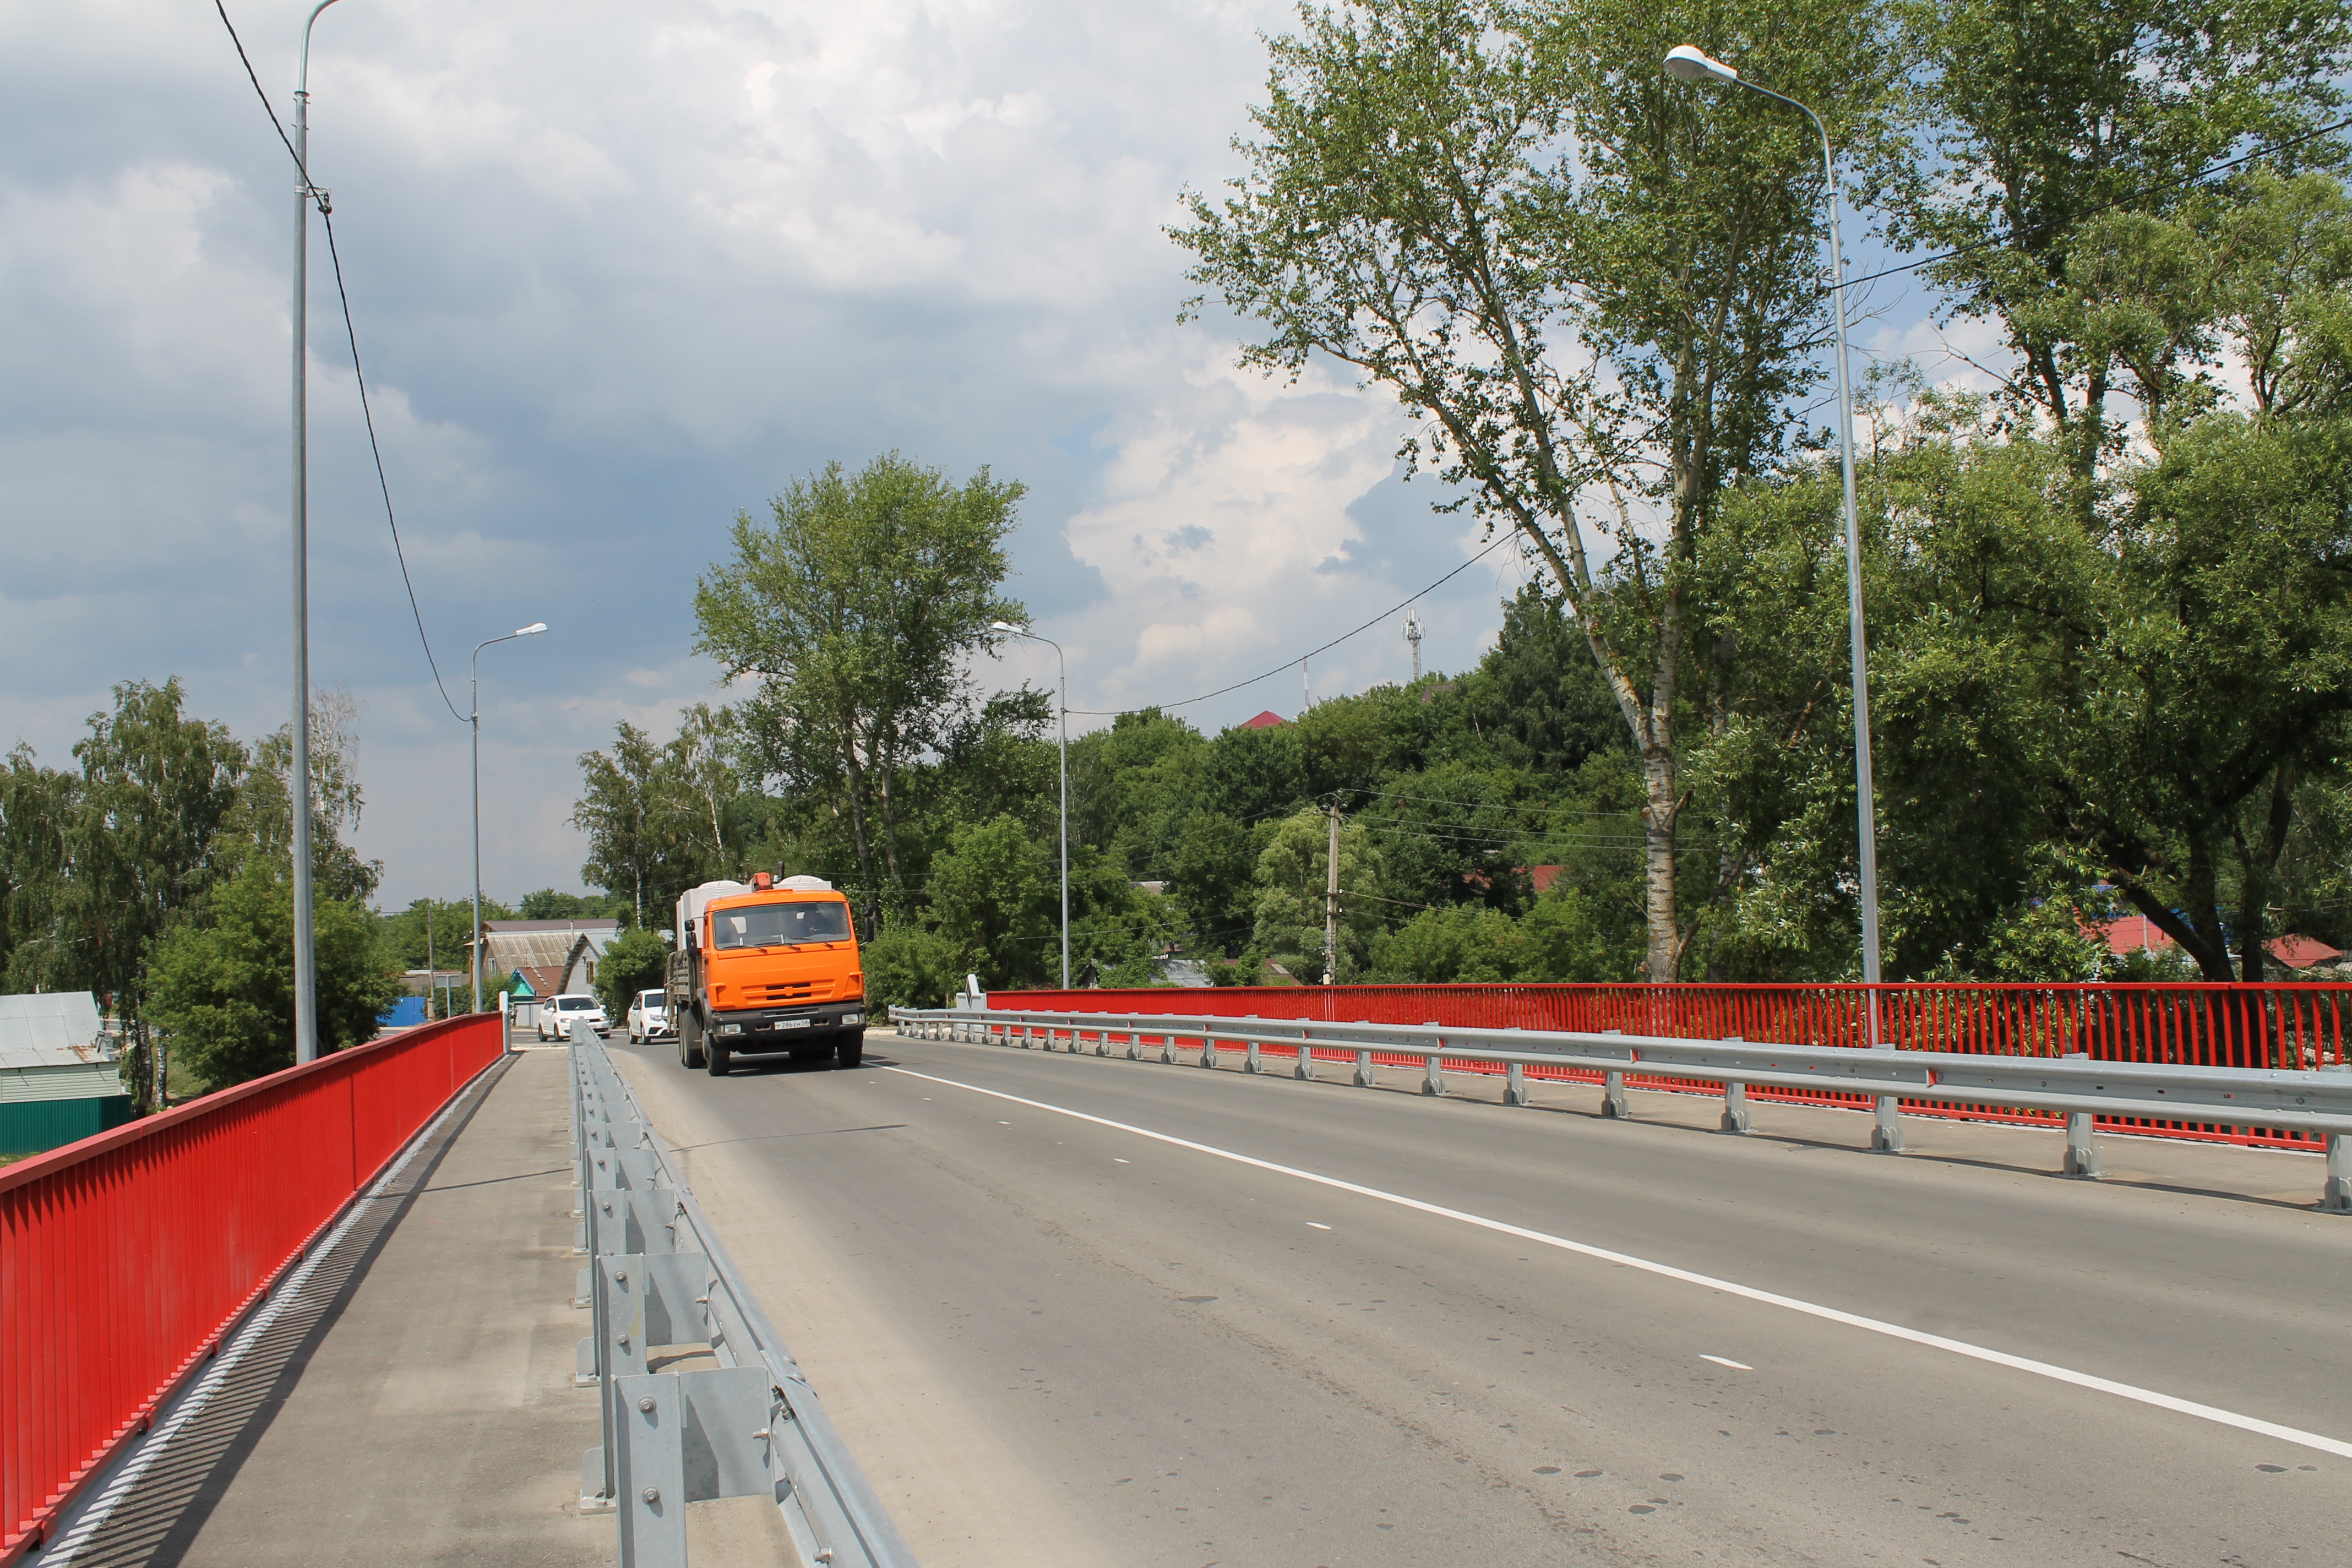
xmin=0 ymin=0 xmax=1965 ymax=910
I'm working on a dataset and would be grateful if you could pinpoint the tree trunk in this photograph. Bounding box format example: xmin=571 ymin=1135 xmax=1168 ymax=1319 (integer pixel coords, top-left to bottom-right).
xmin=1641 ymin=745 xmax=1680 ymax=982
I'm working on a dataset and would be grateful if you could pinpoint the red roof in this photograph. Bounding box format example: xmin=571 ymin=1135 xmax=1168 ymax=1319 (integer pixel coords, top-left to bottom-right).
xmin=1529 ymin=864 xmax=1564 ymax=894
xmin=1239 ymin=710 xmax=1288 ymax=729
xmin=2269 ymin=934 xmax=2343 ymax=970
xmin=2081 ymin=915 xmax=2342 ymax=970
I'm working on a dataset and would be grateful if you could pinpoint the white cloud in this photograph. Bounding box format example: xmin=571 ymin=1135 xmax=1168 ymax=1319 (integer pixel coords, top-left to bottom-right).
xmin=0 ymin=0 xmax=1961 ymax=908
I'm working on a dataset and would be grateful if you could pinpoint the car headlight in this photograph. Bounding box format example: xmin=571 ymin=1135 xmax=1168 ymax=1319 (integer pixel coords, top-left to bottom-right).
xmin=841 ymin=1012 xmax=863 ymax=1026
xmin=716 ymin=1023 xmax=742 ymax=1035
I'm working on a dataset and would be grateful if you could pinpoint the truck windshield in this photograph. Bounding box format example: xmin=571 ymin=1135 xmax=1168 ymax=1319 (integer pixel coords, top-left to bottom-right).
xmin=711 ymin=901 xmax=851 ymax=950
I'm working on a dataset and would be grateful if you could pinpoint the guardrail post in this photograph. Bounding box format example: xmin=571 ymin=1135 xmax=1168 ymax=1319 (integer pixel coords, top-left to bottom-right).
xmin=1294 ymin=1034 xmax=1317 ymax=1081
xmin=1199 ymin=1034 xmax=1218 ymax=1069
xmin=1126 ymin=1030 xmax=1142 ymax=1061
xmin=1504 ymin=1063 xmax=1529 ymax=1107
xmin=1244 ymin=1038 xmax=1263 ymax=1074
xmin=1422 ymin=1054 xmax=1446 ymax=1097
xmin=1601 ymin=1070 xmax=1630 ymax=1119
xmin=1719 ymin=1081 xmax=1750 ymax=1134
xmin=1160 ymin=1033 xmax=1178 ymax=1066
xmin=1353 ymin=1049 xmax=1374 ymax=1087
xmin=2063 ymin=1113 xmax=2101 ymax=1178
xmin=1871 ymin=1095 xmax=1905 ymax=1153
xmin=2324 ymin=1131 xmax=2349 ymax=1213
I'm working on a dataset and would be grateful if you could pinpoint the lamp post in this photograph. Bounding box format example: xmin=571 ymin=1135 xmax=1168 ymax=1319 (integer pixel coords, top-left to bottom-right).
xmin=1668 ymin=44 xmax=1898 ymax=1149
xmin=992 ymin=622 xmax=1069 ymax=989
xmin=472 ymin=623 xmax=548 ymax=1014
xmin=287 ymin=0 xmax=342 ymax=1064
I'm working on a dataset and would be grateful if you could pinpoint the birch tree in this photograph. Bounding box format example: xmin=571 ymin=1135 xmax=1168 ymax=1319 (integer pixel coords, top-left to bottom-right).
xmin=1174 ymin=0 xmax=1901 ymax=977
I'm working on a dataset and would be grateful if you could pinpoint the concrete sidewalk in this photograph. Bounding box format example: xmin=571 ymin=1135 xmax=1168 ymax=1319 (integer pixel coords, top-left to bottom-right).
xmin=59 ymin=1040 xmax=611 ymax=1568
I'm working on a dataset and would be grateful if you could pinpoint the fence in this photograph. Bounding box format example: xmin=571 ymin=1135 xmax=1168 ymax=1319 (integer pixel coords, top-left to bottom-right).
xmin=987 ymin=983 xmax=2352 ymax=1151
xmin=0 ymin=1014 xmax=506 ymax=1565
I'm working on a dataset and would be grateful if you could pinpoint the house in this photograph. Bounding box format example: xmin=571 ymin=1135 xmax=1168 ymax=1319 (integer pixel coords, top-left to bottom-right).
xmin=1238 ymin=710 xmax=1288 ymax=729
xmin=0 ymin=993 xmax=133 ymax=1157
xmin=474 ymin=919 xmax=622 ymax=1027
xmin=2082 ymin=913 xmax=2345 ymax=974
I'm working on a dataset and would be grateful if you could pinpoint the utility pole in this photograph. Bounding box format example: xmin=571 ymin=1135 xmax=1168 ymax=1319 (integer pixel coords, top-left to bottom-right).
xmin=1324 ymin=799 xmax=1341 ymax=987
xmin=1404 ymin=610 xmax=1424 ymax=683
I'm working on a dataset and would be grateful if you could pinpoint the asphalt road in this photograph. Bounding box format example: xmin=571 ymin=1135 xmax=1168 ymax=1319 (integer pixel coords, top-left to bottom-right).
xmin=611 ymin=1026 xmax=2351 ymax=1568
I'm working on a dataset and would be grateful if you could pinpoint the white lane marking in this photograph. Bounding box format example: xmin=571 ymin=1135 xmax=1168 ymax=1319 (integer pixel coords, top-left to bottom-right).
xmin=884 ymin=1064 xmax=2352 ymax=1462
xmin=1702 ymin=1355 xmax=1755 ymax=1371
xmin=1114 ymin=1158 xmax=1130 ymax=1164
xmin=1305 ymin=1221 xmax=1333 ymax=1229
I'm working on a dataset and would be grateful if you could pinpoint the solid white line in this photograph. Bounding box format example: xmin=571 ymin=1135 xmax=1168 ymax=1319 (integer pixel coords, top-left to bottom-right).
xmin=884 ymin=1064 xmax=2352 ymax=1461
xmin=1305 ymin=1221 xmax=1333 ymax=1229
xmin=1701 ymin=1355 xmax=1755 ymax=1371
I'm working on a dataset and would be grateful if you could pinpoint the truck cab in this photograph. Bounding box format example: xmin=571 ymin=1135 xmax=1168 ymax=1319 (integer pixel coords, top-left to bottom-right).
xmin=668 ymin=874 xmax=865 ymax=1076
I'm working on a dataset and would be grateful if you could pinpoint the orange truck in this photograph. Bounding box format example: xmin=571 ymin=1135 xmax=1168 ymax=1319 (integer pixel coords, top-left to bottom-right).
xmin=667 ymin=873 xmax=866 ymax=1076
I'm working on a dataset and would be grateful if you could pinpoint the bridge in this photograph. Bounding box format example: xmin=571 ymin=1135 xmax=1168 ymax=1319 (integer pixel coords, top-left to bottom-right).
xmin=6 ymin=989 xmax=2347 ymax=1566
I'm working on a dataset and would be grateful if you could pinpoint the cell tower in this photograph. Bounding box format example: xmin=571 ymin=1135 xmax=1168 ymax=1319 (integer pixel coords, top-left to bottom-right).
xmin=1403 ymin=609 xmax=1425 ymax=682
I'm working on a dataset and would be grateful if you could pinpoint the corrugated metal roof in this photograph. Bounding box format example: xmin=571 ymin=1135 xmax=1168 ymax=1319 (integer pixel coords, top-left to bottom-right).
xmin=0 ymin=993 xmax=109 ymax=1069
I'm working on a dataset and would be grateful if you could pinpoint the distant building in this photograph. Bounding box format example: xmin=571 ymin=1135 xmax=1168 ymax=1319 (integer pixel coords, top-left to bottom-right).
xmin=473 ymin=919 xmax=623 ymax=1027
xmin=1238 ymin=710 xmax=1288 ymax=729
xmin=2082 ymin=913 xmax=2345 ymax=974
xmin=0 ymin=993 xmax=133 ymax=1157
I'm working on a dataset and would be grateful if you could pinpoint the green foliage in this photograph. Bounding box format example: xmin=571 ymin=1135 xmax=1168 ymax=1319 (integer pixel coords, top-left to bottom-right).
xmin=594 ymin=928 xmax=671 ymax=1018
xmin=860 ymin=925 xmax=972 ymax=1010
xmin=145 ymin=858 xmax=396 ymax=1091
xmin=379 ymin=896 xmax=514 ymax=973
xmin=571 ymin=704 xmax=747 ymax=927
xmin=1251 ymin=808 xmax=1384 ymax=984
xmin=1174 ymin=0 xmax=1906 ymax=977
xmin=925 ymin=814 xmax=1056 ymax=987
xmin=695 ymin=453 xmax=1027 ymax=895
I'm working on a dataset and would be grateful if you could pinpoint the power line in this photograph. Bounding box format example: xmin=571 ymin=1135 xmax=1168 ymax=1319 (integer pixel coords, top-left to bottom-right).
xmin=1066 ymin=532 xmax=1517 ymax=716
xmin=213 ymin=0 xmax=466 ymax=724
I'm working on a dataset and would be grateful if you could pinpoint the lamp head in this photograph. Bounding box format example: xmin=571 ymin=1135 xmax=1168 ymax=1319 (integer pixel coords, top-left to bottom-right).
xmin=1664 ymin=45 xmax=1738 ymax=84
xmin=990 ymin=620 xmax=1017 ymax=633
xmin=515 ymin=622 xmax=548 ymax=637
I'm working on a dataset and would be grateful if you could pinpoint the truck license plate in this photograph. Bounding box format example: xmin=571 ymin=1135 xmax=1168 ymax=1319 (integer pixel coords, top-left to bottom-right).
xmin=776 ymin=1017 xmax=810 ymax=1030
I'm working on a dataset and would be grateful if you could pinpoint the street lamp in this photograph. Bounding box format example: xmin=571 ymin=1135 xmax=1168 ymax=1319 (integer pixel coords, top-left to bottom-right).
xmin=287 ymin=0 xmax=342 ymax=1065
xmin=472 ymin=623 xmax=548 ymax=1015
xmin=1668 ymin=44 xmax=1897 ymax=1148
xmin=992 ymin=621 xmax=1069 ymax=989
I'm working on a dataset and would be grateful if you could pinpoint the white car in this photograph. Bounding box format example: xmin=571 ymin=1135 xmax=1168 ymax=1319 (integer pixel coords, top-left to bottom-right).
xmin=628 ymin=989 xmax=673 ymax=1043
xmin=537 ymin=992 xmax=609 ymax=1042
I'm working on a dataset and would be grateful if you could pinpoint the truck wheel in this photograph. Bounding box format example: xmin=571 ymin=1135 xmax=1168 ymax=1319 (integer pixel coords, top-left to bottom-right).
xmin=706 ymin=1039 xmax=731 ymax=1076
xmin=835 ymin=1030 xmax=864 ymax=1070
xmin=680 ymin=1014 xmax=706 ymax=1069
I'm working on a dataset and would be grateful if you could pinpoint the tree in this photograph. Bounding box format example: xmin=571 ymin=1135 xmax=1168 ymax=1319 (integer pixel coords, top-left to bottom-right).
xmin=695 ymin=454 xmax=1027 ymax=895
xmin=1251 ymin=807 xmax=1382 ymax=983
xmin=573 ymin=723 xmax=665 ymax=927
xmin=232 ymin=685 xmax=380 ymax=906
xmin=1892 ymin=0 xmax=2350 ymax=494
xmin=1175 ymin=0 xmax=1902 ymax=978
xmin=145 ymin=856 xmax=396 ymax=1090
xmin=10 ymin=680 xmax=248 ymax=1109
xmin=925 ymin=814 xmax=1055 ymax=988
xmin=861 ymin=926 xmax=972 ymax=1010
xmin=594 ymin=928 xmax=671 ymax=1019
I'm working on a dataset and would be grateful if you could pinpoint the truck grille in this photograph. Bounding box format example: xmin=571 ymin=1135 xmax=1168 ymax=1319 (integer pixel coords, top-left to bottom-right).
xmin=754 ymin=981 xmax=831 ymax=1004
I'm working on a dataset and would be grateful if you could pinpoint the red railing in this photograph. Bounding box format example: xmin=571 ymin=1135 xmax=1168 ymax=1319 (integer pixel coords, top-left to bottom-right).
xmin=987 ymin=983 xmax=2351 ymax=1147
xmin=0 ymin=1015 xmax=505 ymax=1564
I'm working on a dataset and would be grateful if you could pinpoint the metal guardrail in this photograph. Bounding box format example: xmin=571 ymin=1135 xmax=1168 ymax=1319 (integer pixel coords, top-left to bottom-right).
xmin=567 ymin=1025 xmax=918 ymax=1567
xmin=890 ymin=1004 xmax=2352 ymax=1212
